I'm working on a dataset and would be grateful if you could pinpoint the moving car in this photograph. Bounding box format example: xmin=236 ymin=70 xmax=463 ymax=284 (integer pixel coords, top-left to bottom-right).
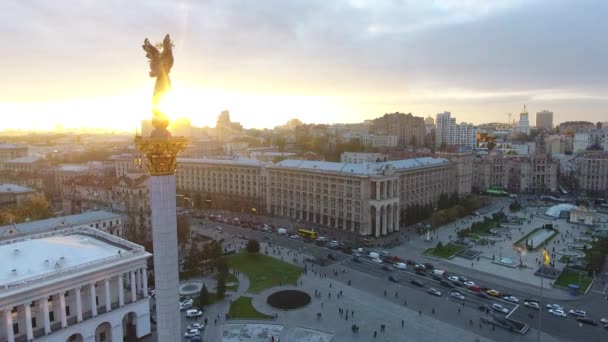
xmin=486 ymin=289 xmax=501 ymax=297
xmin=600 ymin=318 xmax=608 ymax=324
xmin=450 ymin=292 xmax=465 ymax=300
xmin=352 ymin=257 xmax=361 ymax=263
xmin=187 ymin=323 xmax=205 ymax=331
xmin=523 ymin=301 xmax=540 ymax=310
xmin=440 ymin=280 xmax=455 ymax=289
xmin=492 ymin=303 xmax=509 ymax=314
xmin=463 ymin=281 xmax=475 ymax=287
xmin=184 ymin=329 xmax=200 ymax=338
xmin=546 ymin=304 xmax=563 ymax=311
xmin=447 ymin=276 xmax=460 ymax=282
xmin=289 ymin=234 xmax=300 ymax=239
xmin=568 ymin=309 xmax=586 ymax=317
xmin=503 ymin=296 xmax=519 ymax=304
xmin=327 ymin=253 xmax=338 ymax=261
xmin=371 ymin=258 xmax=383 ymax=264
xmin=548 ymin=309 xmax=567 ymax=317
xmin=411 ymin=279 xmax=424 ymax=287
xmin=427 ymin=288 xmax=442 ymax=297
xmin=381 ymin=265 xmax=393 ymax=272
xmin=388 ymin=275 xmax=399 ymax=283
xmin=476 ymin=292 xmax=491 ymax=300
xmin=393 ymin=262 xmax=407 ymax=270
xmin=576 ymin=317 xmax=598 ymax=326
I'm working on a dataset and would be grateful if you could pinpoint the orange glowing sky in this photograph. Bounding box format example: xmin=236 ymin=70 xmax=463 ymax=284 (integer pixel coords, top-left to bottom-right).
xmin=1 ymin=0 xmax=607 ymax=132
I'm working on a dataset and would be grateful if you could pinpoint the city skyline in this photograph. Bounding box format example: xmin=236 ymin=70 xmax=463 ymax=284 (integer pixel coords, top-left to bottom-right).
xmin=2 ymin=0 xmax=607 ymax=132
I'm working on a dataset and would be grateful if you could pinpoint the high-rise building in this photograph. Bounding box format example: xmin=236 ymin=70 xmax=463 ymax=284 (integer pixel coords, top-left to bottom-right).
xmin=514 ymin=107 xmax=530 ymax=135
xmin=568 ymin=152 xmax=608 ymax=194
xmin=536 ymin=110 xmax=553 ymax=130
xmin=371 ymin=112 xmax=426 ymax=147
xmin=435 ymin=112 xmax=477 ymax=148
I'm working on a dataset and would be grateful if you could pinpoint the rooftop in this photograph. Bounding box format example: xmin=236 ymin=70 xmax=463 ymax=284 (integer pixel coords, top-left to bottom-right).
xmin=57 ymin=164 xmax=91 ymax=173
xmin=0 ymin=210 xmax=121 ymax=238
xmin=0 ymin=226 xmax=149 ymax=292
xmin=0 ymin=183 xmax=35 ymax=194
xmin=273 ymin=157 xmax=449 ymax=175
xmin=0 ymin=143 xmax=27 ymax=150
xmin=6 ymin=156 xmax=43 ymax=164
xmin=177 ymin=157 xmax=264 ymax=167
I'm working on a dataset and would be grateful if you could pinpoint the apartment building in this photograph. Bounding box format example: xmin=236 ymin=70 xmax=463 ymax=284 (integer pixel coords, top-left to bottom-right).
xmin=568 ymin=152 xmax=608 ymax=195
xmin=175 ymin=158 xmax=267 ymax=212
xmin=435 ymin=112 xmax=477 ymax=148
xmin=0 ymin=144 xmax=28 ymax=170
xmin=370 ymin=112 xmax=426 ymax=146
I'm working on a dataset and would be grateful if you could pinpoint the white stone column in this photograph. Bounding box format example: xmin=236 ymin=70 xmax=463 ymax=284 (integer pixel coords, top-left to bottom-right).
xmin=137 ymin=268 xmax=143 ymax=293
xmin=387 ymin=205 xmax=393 ymax=233
xmin=75 ymin=287 xmax=83 ymax=323
xmin=142 ymin=268 xmax=148 ymax=298
xmin=118 ymin=274 xmax=125 ymax=307
xmin=394 ymin=205 xmax=399 ymax=231
xmin=375 ymin=182 xmax=380 ymax=200
xmin=24 ymin=303 xmax=33 ymax=341
xmin=5 ymin=308 xmax=14 ymax=342
xmin=59 ymin=292 xmax=67 ymax=328
xmin=90 ymin=283 xmax=97 ymax=317
xmin=375 ymin=206 xmax=381 ymax=237
xmin=42 ymin=298 xmax=51 ymax=335
xmin=104 ymin=279 xmax=112 ymax=312
xmin=381 ymin=206 xmax=386 ymax=235
xmin=130 ymin=270 xmax=137 ymax=303
xmin=149 ymin=174 xmax=182 ymax=341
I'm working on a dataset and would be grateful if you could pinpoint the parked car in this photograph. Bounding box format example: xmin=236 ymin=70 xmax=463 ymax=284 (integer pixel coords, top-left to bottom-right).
xmin=427 ymin=288 xmax=442 ymax=297
xmin=180 ymin=302 xmax=193 ymax=311
xmin=576 ymin=317 xmax=598 ymax=326
xmin=352 ymin=257 xmax=361 ymax=263
xmin=430 ymin=274 xmax=443 ymax=281
xmin=423 ymin=263 xmax=434 ymax=270
xmin=546 ymin=304 xmax=563 ymax=311
xmin=492 ymin=304 xmax=509 ymax=314
xmin=450 ymin=292 xmax=465 ymax=300
xmin=388 ymin=275 xmax=399 ymax=283
xmin=447 ymin=276 xmax=459 ymax=282
xmin=503 ymin=296 xmax=519 ymax=304
xmin=410 ymin=279 xmax=424 ymax=287
xmin=289 ymin=235 xmax=300 ymax=239
xmin=327 ymin=253 xmax=338 ymax=261
xmin=568 ymin=309 xmax=586 ymax=317
xmin=187 ymin=336 xmax=202 ymax=342
xmin=600 ymin=318 xmax=608 ymax=324
xmin=381 ymin=265 xmax=393 ymax=272
xmin=184 ymin=329 xmax=200 ymax=338
xmin=548 ymin=309 xmax=567 ymax=317
xmin=371 ymin=258 xmax=383 ymax=264
xmin=524 ymin=301 xmax=540 ymax=310
xmin=186 ymin=309 xmax=203 ymax=318
xmin=463 ymin=281 xmax=475 ymax=287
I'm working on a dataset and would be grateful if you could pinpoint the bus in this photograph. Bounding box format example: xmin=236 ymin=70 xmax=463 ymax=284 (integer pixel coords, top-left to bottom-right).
xmin=363 ymin=236 xmax=374 ymax=247
xmin=298 ymin=229 xmax=318 ymax=239
xmin=486 ymin=186 xmax=509 ymax=197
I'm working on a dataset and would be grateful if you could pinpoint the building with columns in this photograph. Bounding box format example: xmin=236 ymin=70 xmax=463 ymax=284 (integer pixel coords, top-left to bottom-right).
xmin=0 ymin=226 xmax=151 ymax=342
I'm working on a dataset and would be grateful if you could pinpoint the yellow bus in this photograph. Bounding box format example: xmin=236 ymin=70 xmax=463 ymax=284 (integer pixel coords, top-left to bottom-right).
xmin=298 ymin=229 xmax=318 ymax=239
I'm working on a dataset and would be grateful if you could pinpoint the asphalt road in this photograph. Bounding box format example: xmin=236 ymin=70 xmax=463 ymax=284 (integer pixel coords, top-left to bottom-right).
xmin=192 ymin=218 xmax=608 ymax=341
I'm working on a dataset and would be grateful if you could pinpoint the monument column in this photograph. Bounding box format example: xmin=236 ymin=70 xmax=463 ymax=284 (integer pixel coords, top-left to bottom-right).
xmin=137 ymin=34 xmax=188 ymax=341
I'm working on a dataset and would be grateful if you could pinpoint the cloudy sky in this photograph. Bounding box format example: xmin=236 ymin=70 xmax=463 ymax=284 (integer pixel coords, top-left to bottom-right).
xmin=1 ymin=0 xmax=607 ymax=131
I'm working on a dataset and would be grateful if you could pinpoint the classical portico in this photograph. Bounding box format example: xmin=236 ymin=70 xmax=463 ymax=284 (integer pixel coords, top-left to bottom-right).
xmin=368 ymin=176 xmax=400 ymax=237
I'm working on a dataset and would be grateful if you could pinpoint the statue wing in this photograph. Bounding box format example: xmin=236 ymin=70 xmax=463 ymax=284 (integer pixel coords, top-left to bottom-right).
xmin=142 ymin=38 xmax=160 ymax=59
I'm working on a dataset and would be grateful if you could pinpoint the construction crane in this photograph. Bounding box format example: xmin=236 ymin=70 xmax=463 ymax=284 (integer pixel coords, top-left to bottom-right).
xmin=506 ymin=113 xmax=512 ymax=127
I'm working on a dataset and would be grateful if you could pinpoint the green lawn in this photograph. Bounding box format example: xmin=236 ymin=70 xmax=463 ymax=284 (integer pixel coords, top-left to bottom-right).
xmin=554 ymin=268 xmax=592 ymax=292
xmin=228 ymin=297 xmax=273 ymax=320
xmin=227 ymin=251 xmax=303 ymax=293
xmin=426 ymin=243 xmax=463 ymax=258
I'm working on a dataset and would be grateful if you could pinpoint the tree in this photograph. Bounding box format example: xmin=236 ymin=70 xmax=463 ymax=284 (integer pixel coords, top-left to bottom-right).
xmin=177 ymin=214 xmax=190 ymax=247
xmin=246 ymin=239 xmax=261 ymax=253
xmin=0 ymin=195 xmax=53 ymax=225
xmin=216 ymin=275 xmax=227 ymax=298
xmin=436 ymin=241 xmax=444 ymax=249
xmin=199 ymin=283 xmax=210 ymax=306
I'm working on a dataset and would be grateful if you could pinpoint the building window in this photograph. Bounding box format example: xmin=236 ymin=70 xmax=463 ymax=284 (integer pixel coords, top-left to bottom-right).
xmin=31 ymin=317 xmax=36 ymax=328
xmin=13 ymin=323 xmax=19 ymax=334
xmin=49 ymin=312 xmax=54 ymax=322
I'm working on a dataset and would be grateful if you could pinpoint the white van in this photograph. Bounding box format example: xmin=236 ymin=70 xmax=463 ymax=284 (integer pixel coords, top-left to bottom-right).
xmin=186 ymin=309 xmax=203 ymax=318
xmin=394 ymin=262 xmax=407 ymax=270
xmin=368 ymin=252 xmax=380 ymax=260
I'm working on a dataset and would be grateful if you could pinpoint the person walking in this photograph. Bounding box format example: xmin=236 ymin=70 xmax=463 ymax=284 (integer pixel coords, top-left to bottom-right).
xmin=374 ymin=330 xmax=377 ymax=338
xmin=401 ymin=319 xmax=404 ymax=327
